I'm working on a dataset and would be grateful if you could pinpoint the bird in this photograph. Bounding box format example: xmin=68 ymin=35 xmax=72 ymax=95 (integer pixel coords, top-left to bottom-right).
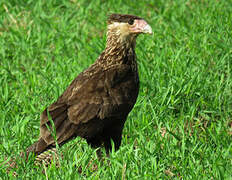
xmin=16 ymin=14 xmax=152 ymax=165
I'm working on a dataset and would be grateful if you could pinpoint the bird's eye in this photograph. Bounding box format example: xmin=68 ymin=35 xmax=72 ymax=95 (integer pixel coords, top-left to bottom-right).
xmin=128 ymin=19 xmax=134 ymax=25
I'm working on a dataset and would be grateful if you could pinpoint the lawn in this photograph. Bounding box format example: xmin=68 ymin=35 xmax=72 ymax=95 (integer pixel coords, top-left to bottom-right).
xmin=0 ymin=0 xmax=231 ymax=179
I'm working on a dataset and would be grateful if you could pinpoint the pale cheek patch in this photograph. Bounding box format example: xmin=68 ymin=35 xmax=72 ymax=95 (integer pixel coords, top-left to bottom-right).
xmin=108 ymin=22 xmax=130 ymax=36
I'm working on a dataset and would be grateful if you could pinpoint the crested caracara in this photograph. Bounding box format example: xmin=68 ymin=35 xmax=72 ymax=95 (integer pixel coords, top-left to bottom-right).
xmin=18 ymin=14 xmax=152 ymax=164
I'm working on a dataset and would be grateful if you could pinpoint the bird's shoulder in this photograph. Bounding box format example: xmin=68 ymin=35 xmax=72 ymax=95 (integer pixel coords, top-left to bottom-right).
xmin=61 ymin=60 xmax=135 ymax=102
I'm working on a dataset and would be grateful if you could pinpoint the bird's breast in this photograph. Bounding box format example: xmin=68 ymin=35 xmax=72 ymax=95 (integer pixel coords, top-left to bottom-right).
xmin=105 ymin=66 xmax=139 ymax=109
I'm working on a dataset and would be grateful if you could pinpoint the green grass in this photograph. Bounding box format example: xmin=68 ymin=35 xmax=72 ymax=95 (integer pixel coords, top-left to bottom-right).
xmin=0 ymin=0 xmax=232 ymax=179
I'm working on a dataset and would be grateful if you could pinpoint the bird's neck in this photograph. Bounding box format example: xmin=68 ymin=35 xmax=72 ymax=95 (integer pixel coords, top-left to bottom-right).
xmin=97 ymin=33 xmax=137 ymax=68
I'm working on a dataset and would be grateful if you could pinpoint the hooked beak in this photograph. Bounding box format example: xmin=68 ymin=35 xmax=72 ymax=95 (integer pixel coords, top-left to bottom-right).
xmin=143 ymin=24 xmax=152 ymax=34
xmin=130 ymin=19 xmax=152 ymax=35
xmin=142 ymin=24 xmax=152 ymax=34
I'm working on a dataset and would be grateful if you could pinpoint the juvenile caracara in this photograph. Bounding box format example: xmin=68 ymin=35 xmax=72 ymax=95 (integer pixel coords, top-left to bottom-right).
xmin=18 ymin=14 xmax=152 ymax=164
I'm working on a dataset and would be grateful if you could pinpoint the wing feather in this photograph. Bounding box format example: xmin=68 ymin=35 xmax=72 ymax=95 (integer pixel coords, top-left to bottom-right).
xmin=39 ymin=64 xmax=133 ymax=149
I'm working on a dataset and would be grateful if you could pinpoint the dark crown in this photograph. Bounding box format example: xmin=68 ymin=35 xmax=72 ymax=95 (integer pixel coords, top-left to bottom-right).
xmin=108 ymin=14 xmax=143 ymax=24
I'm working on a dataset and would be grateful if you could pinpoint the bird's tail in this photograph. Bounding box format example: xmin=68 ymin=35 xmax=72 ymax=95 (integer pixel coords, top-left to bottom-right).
xmin=3 ymin=138 xmax=59 ymax=175
xmin=26 ymin=137 xmax=60 ymax=166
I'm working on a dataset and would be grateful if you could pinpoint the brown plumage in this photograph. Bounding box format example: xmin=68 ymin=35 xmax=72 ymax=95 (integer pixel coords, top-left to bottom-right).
xmin=25 ymin=14 xmax=152 ymax=163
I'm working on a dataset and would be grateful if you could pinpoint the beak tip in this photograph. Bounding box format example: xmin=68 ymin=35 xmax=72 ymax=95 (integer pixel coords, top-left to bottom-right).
xmin=143 ymin=24 xmax=153 ymax=35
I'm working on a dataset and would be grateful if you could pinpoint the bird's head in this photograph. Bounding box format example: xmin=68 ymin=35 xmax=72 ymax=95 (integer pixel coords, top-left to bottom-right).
xmin=106 ymin=14 xmax=152 ymax=46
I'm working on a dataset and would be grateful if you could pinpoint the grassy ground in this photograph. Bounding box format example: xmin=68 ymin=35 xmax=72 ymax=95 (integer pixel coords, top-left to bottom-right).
xmin=0 ymin=0 xmax=231 ymax=179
